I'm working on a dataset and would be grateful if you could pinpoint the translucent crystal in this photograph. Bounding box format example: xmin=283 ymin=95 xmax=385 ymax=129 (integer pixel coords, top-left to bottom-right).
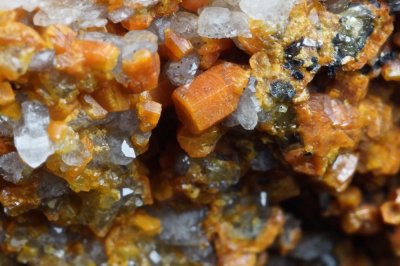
xmin=198 ymin=7 xmax=250 ymax=38
xmin=0 ymin=0 xmax=39 ymax=12
xmin=148 ymin=17 xmax=171 ymax=43
xmin=170 ymin=12 xmax=199 ymax=39
xmin=166 ymin=54 xmax=200 ymax=86
xmin=198 ymin=7 xmax=236 ymax=38
xmin=239 ymin=0 xmax=297 ymax=29
xmin=121 ymin=30 xmax=158 ymax=60
xmin=108 ymin=6 xmax=134 ymax=23
xmin=0 ymin=152 xmax=32 ymax=184
xmin=231 ymin=11 xmax=251 ymax=37
xmin=225 ymin=77 xmax=260 ymax=130
xmin=33 ymin=0 xmax=107 ymax=29
xmin=155 ymin=207 xmax=208 ymax=246
xmin=29 ymin=50 xmax=55 ymax=71
xmin=124 ymin=0 xmax=160 ymax=7
xmin=14 ymin=101 xmax=54 ymax=168
xmin=61 ymin=139 xmax=91 ymax=167
xmin=107 ymin=135 xmax=136 ymax=165
xmin=324 ymin=0 xmax=350 ymax=13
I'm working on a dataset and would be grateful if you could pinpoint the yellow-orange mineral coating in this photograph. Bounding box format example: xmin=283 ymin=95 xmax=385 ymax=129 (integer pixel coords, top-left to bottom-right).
xmin=172 ymin=62 xmax=249 ymax=134
xmin=3 ymin=0 xmax=400 ymax=265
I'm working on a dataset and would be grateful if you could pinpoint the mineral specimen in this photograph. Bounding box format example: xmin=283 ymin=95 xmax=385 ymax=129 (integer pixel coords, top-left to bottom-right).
xmin=1 ymin=0 xmax=400 ymax=265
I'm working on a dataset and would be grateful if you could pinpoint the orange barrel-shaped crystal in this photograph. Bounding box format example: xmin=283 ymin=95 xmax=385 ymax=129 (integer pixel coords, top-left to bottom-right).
xmin=172 ymin=62 xmax=249 ymax=134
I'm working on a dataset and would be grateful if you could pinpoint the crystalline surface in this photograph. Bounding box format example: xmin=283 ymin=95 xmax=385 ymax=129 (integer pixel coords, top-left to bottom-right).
xmin=158 ymin=208 xmax=209 ymax=246
xmin=124 ymin=0 xmax=160 ymax=7
xmin=107 ymin=135 xmax=136 ymax=165
xmin=170 ymin=12 xmax=199 ymax=39
xmin=33 ymin=0 xmax=107 ymax=29
xmin=166 ymin=54 xmax=200 ymax=86
xmin=225 ymin=77 xmax=260 ymax=130
xmin=239 ymin=0 xmax=297 ymax=28
xmin=108 ymin=6 xmax=134 ymax=23
xmin=198 ymin=7 xmax=236 ymax=38
xmin=0 ymin=152 xmax=32 ymax=184
xmin=14 ymin=101 xmax=54 ymax=168
xmin=198 ymin=7 xmax=250 ymax=38
xmin=28 ymin=50 xmax=55 ymax=71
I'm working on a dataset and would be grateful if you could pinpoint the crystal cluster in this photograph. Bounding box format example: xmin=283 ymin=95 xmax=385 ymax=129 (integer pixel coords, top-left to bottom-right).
xmin=1 ymin=0 xmax=400 ymax=265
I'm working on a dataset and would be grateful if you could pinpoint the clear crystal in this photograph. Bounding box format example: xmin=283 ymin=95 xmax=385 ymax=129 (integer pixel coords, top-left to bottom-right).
xmin=14 ymin=101 xmax=54 ymax=168
xmin=170 ymin=12 xmax=199 ymax=39
xmin=166 ymin=54 xmax=200 ymax=86
xmin=0 ymin=152 xmax=32 ymax=184
xmin=239 ymin=0 xmax=297 ymax=29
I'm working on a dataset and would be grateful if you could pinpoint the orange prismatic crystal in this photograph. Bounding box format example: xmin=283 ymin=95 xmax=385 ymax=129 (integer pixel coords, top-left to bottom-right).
xmin=173 ymin=62 xmax=249 ymax=133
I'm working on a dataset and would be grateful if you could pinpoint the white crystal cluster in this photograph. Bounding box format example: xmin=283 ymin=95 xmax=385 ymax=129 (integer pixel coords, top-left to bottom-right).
xmin=14 ymin=101 xmax=54 ymax=168
xmin=239 ymin=0 xmax=298 ymax=29
xmin=225 ymin=77 xmax=261 ymax=130
xmin=166 ymin=54 xmax=200 ymax=86
xmin=198 ymin=7 xmax=251 ymax=38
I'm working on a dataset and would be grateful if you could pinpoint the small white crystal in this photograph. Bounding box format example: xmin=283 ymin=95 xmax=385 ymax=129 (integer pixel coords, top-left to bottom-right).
xmin=108 ymin=135 xmax=136 ymax=165
xmin=108 ymin=6 xmax=134 ymax=23
xmin=14 ymin=101 xmax=54 ymax=168
xmin=170 ymin=12 xmax=199 ymax=39
xmin=198 ymin=7 xmax=250 ymax=38
xmin=122 ymin=30 xmax=158 ymax=58
xmin=121 ymin=187 xmax=134 ymax=197
xmin=149 ymin=250 xmax=161 ymax=264
xmin=124 ymin=0 xmax=160 ymax=7
xmin=239 ymin=0 xmax=297 ymax=29
xmin=29 ymin=50 xmax=55 ymax=71
xmin=198 ymin=7 xmax=236 ymax=38
xmin=0 ymin=152 xmax=32 ymax=184
xmin=33 ymin=0 xmax=107 ymax=29
xmin=231 ymin=11 xmax=251 ymax=38
xmin=0 ymin=0 xmax=39 ymax=12
xmin=225 ymin=77 xmax=260 ymax=130
xmin=166 ymin=54 xmax=200 ymax=86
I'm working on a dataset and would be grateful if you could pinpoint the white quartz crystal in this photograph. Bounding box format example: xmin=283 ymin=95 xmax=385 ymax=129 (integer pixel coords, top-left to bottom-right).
xmin=166 ymin=54 xmax=200 ymax=86
xmin=0 ymin=0 xmax=39 ymax=12
xmin=33 ymin=0 xmax=107 ymax=29
xmin=0 ymin=152 xmax=32 ymax=184
xmin=122 ymin=30 xmax=158 ymax=58
xmin=198 ymin=7 xmax=236 ymax=38
xmin=14 ymin=101 xmax=54 ymax=168
xmin=29 ymin=50 xmax=55 ymax=71
xmin=124 ymin=0 xmax=160 ymax=7
xmin=108 ymin=136 xmax=136 ymax=165
xmin=170 ymin=12 xmax=199 ymax=39
xmin=225 ymin=77 xmax=260 ymax=130
xmin=198 ymin=7 xmax=250 ymax=38
xmin=239 ymin=0 xmax=297 ymax=29
xmin=108 ymin=6 xmax=134 ymax=23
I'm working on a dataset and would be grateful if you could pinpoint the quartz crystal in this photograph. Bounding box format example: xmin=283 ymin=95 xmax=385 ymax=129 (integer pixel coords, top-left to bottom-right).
xmin=198 ymin=7 xmax=250 ymax=38
xmin=165 ymin=53 xmax=200 ymax=86
xmin=14 ymin=101 xmax=54 ymax=168
xmin=1 ymin=1 xmax=400 ymax=265
xmin=239 ymin=0 xmax=297 ymax=29
xmin=170 ymin=12 xmax=199 ymax=39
